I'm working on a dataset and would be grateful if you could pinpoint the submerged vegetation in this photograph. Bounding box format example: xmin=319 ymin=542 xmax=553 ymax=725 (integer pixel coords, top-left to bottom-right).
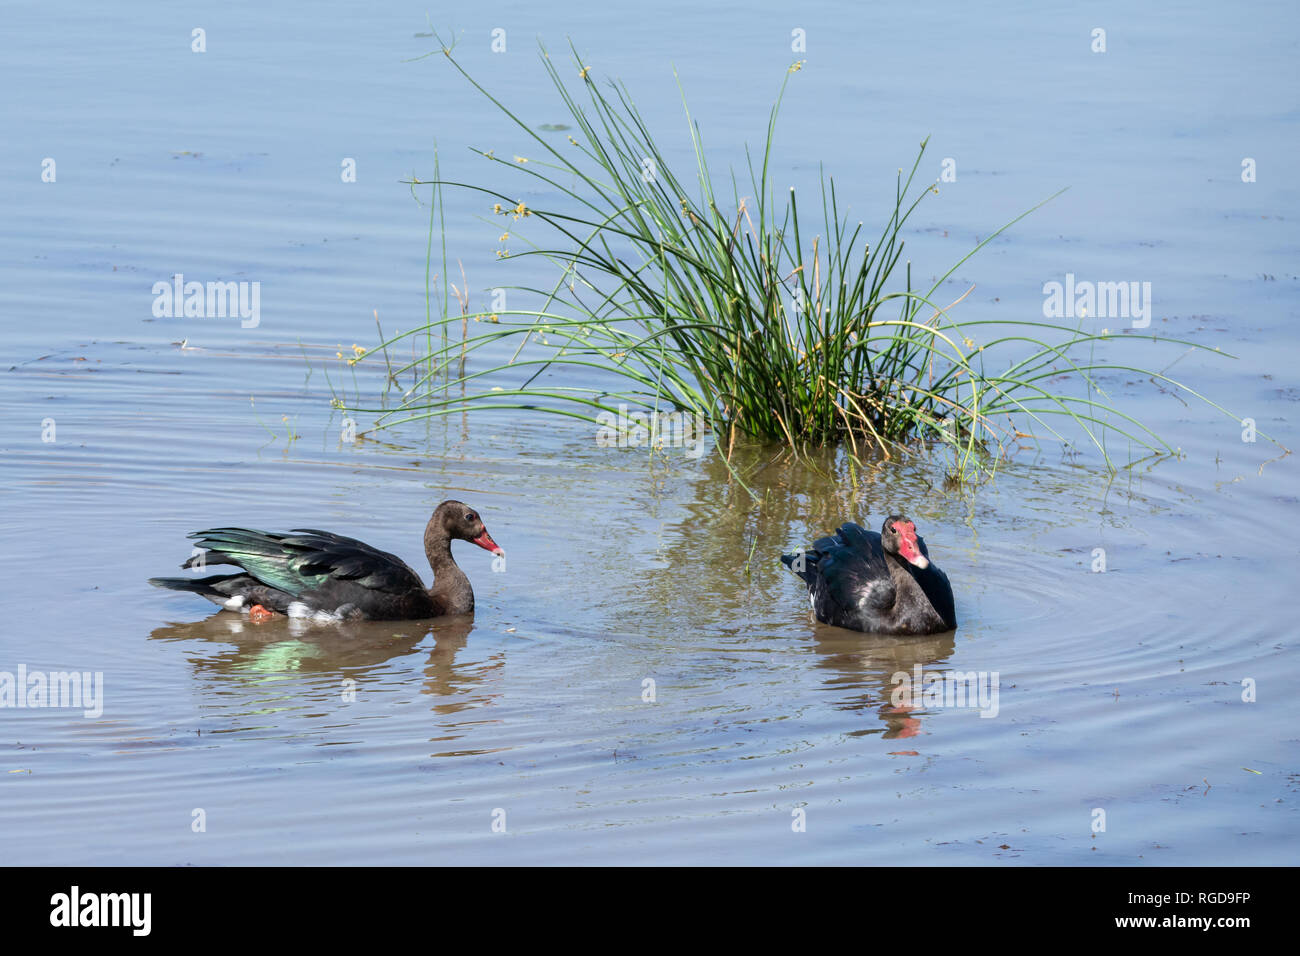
xmin=337 ymin=38 xmax=1267 ymax=480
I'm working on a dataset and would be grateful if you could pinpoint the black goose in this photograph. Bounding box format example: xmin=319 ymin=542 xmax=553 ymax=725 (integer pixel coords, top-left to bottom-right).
xmin=782 ymin=515 xmax=956 ymax=635
xmin=149 ymin=500 xmax=503 ymax=622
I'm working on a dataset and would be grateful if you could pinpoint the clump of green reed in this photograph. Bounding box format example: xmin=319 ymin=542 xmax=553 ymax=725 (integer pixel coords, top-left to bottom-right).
xmin=348 ymin=39 xmax=1269 ymax=479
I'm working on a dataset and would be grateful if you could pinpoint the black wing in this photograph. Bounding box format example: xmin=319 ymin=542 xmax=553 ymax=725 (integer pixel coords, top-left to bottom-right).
xmin=182 ymin=527 xmax=425 ymax=598
xmin=783 ymin=521 xmax=896 ymax=619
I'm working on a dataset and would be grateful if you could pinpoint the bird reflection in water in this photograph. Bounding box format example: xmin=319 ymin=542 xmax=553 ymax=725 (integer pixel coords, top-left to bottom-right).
xmin=809 ymin=627 xmax=957 ymax=739
xmin=148 ymin=613 xmax=500 ymax=717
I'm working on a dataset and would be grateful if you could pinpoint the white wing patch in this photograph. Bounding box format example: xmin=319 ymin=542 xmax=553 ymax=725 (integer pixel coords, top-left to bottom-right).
xmin=287 ymin=601 xmax=343 ymax=623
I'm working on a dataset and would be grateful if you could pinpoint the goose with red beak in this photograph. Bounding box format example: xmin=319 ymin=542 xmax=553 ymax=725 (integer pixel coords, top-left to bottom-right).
xmin=150 ymin=499 xmax=504 ymax=621
xmin=782 ymin=514 xmax=956 ymax=635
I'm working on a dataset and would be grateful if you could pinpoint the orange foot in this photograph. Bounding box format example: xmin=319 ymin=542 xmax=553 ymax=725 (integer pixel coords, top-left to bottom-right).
xmin=248 ymin=604 xmax=274 ymax=623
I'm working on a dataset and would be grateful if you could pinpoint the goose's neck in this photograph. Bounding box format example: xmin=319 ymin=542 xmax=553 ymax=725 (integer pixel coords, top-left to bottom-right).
xmin=884 ymin=551 xmax=920 ymax=595
xmin=424 ymin=517 xmax=473 ymax=614
xmin=884 ymin=551 xmax=953 ymax=628
xmin=424 ymin=517 xmax=456 ymax=572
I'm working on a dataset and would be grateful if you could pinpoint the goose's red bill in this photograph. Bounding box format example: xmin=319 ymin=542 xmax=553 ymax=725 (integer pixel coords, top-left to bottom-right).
xmin=893 ymin=521 xmax=929 ymax=569
xmin=472 ymin=530 xmax=504 ymax=555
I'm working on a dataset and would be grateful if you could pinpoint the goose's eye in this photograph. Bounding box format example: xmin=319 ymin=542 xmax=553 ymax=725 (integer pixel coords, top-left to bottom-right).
xmin=466 ymin=513 xmax=477 ymax=522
